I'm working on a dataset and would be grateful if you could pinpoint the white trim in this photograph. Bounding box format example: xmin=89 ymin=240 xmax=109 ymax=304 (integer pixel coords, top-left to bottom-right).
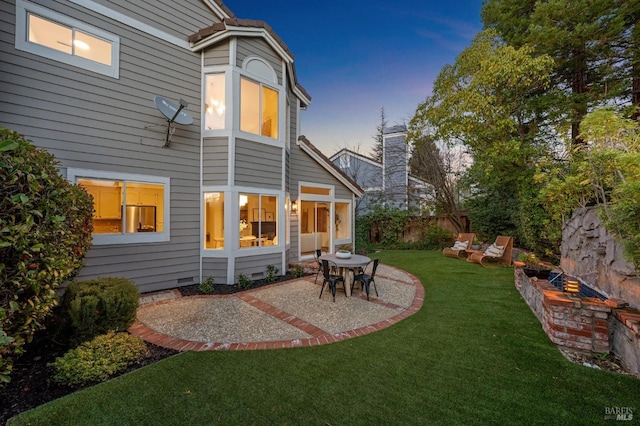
xmin=330 ymin=148 xmax=381 ymax=168
xmin=67 ymin=168 xmax=170 ymax=245
xmin=68 ymin=0 xmax=189 ymax=48
xmin=16 ymin=0 xmax=120 ymax=78
xmin=200 ymin=0 xmax=233 ymax=20
xmin=296 ymin=139 xmax=363 ymax=197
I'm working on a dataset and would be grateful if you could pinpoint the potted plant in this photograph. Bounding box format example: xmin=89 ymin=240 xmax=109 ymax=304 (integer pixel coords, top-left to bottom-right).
xmin=471 ymin=238 xmax=482 ymax=250
xmin=518 ymin=252 xmax=553 ymax=279
xmin=336 ymin=244 xmax=352 ymax=259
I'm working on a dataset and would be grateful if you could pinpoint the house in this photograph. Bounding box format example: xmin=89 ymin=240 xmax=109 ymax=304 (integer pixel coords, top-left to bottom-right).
xmin=330 ymin=125 xmax=431 ymax=214
xmin=0 ymin=0 xmax=362 ymax=290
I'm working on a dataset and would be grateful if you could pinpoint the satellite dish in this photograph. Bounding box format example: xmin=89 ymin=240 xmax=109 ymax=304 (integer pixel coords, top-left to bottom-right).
xmin=154 ymin=96 xmax=193 ymax=125
xmin=153 ymin=96 xmax=193 ymax=147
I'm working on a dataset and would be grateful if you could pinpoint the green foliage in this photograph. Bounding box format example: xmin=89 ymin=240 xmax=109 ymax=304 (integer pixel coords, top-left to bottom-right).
xmin=290 ymin=264 xmax=305 ymax=278
xmin=199 ymin=276 xmax=214 ymax=294
xmin=0 ymin=127 xmax=94 ymax=384
xmin=355 ymin=216 xmax=375 ymax=254
xmin=237 ymin=274 xmax=252 ymax=290
xmin=265 ymin=265 xmax=279 ymax=284
xmin=417 ymin=225 xmax=454 ymax=250
xmin=60 ymin=278 xmax=139 ymax=345
xmin=49 ymin=331 xmax=147 ymax=387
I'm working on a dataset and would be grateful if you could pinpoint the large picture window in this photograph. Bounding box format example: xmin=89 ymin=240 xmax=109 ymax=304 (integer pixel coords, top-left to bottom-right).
xmin=15 ymin=0 xmax=120 ymax=78
xmin=239 ymin=193 xmax=278 ymax=248
xmin=69 ymin=169 xmax=169 ymax=245
xmin=240 ymin=77 xmax=278 ymax=139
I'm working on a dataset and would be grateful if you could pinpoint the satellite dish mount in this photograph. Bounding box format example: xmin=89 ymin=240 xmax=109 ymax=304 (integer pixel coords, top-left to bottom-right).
xmin=154 ymin=96 xmax=194 ymax=147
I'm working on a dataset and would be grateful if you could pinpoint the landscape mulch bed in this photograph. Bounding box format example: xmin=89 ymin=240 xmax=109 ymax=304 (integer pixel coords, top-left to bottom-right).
xmin=0 ymin=272 xmax=306 ymax=423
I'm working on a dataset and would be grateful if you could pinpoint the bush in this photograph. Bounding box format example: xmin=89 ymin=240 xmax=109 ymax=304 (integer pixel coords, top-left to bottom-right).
xmin=237 ymin=274 xmax=252 ymax=290
xmin=49 ymin=331 xmax=147 ymax=387
xmin=290 ymin=264 xmax=305 ymax=278
xmin=0 ymin=128 xmax=94 ymax=384
xmin=266 ymin=265 xmax=279 ymax=283
xmin=60 ymin=277 xmax=139 ymax=345
xmin=199 ymin=276 xmax=214 ymax=294
xmin=418 ymin=225 xmax=454 ymax=250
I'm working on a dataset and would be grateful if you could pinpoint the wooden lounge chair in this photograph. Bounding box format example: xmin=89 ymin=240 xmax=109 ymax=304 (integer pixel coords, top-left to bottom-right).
xmin=467 ymin=235 xmax=513 ymax=267
xmin=442 ymin=233 xmax=476 ymax=259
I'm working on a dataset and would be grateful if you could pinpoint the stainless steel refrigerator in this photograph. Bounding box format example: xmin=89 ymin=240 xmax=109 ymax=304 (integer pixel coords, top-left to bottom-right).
xmin=125 ymin=205 xmax=156 ymax=233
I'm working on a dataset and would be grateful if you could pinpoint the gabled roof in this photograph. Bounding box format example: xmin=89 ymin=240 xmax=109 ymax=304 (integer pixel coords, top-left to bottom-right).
xmin=297 ymin=136 xmax=364 ymax=197
xmin=329 ymin=148 xmax=430 ymax=188
xmin=188 ymin=17 xmax=311 ymax=107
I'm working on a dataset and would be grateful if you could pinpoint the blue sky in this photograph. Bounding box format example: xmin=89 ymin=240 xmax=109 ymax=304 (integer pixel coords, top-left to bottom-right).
xmin=223 ymin=0 xmax=483 ymax=156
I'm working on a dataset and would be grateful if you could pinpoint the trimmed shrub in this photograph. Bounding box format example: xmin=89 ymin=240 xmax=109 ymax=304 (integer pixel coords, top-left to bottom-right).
xmin=266 ymin=265 xmax=279 ymax=283
xmin=290 ymin=264 xmax=305 ymax=278
xmin=60 ymin=277 xmax=139 ymax=345
xmin=237 ymin=274 xmax=252 ymax=290
xmin=418 ymin=225 xmax=454 ymax=250
xmin=49 ymin=331 xmax=148 ymax=387
xmin=0 ymin=128 xmax=93 ymax=384
xmin=199 ymin=276 xmax=214 ymax=294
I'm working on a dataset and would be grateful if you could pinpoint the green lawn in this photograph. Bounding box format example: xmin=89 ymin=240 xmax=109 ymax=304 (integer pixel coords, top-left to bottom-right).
xmin=10 ymin=251 xmax=640 ymax=425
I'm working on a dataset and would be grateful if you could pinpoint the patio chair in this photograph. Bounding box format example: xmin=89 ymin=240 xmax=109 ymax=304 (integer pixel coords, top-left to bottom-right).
xmin=320 ymin=259 xmax=346 ymax=302
xmin=467 ymin=235 xmax=513 ymax=267
xmin=442 ymin=233 xmax=476 ymax=259
xmin=313 ymin=249 xmax=323 ymax=284
xmin=352 ymin=259 xmax=380 ymax=300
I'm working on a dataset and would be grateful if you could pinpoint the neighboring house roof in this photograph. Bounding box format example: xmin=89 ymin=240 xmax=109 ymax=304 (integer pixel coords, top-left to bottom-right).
xmin=189 ymin=18 xmax=311 ymax=107
xmin=329 ymin=148 xmax=429 ymax=187
xmin=297 ymin=136 xmax=364 ymax=197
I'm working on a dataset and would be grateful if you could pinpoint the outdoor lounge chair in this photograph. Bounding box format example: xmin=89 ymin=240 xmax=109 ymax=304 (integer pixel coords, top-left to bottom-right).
xmin=442 ymin=233 xmax=476 ymax=259
xmin=466 ymin=235 xmax=513 ymax=267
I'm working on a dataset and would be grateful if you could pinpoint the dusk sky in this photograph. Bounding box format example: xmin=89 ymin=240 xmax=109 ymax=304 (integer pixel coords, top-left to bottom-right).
xmin=223 ymin=0 xmax=483 ymax=156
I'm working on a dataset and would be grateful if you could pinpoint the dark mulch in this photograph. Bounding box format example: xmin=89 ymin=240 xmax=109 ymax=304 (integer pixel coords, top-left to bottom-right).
xmin=0 ymin=272 xmax=310 ymax=423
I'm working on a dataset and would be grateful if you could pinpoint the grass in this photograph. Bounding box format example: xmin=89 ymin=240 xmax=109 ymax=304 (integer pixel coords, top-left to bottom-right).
xmin=9 ymin=251 xmax=640 ymax=425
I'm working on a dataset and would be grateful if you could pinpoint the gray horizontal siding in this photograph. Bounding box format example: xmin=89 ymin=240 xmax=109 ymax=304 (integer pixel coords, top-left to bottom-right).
xmin=236 ymin=38 xmax=282 ymax=85
xmin=235 ymin=253 xmax=283 ymax=280
xmin=204 ymin=42 xmax=230 ymax=67
xmin=234 ymin=138 xmax=282 ymax=189
xmin=87 ymin=0 xmax=220 ymax=41
xmin=203 ymin=137 xmax=229 ymax=185
xmin=1 ymin=0 xmax=202 ymax=292
xmin=202 ymin=258 xmax=228 ymax=285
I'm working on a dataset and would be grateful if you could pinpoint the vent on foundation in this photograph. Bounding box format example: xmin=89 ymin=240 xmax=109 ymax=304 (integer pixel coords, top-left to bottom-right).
xmin=177 ymin=277 xmax=193 ymax=284
xmin=251 ymin=272 xmax=263 ymax=278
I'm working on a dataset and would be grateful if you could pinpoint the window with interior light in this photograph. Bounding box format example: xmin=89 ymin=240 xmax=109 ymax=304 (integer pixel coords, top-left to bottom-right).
xmin=334 ymin=202 xmax=351 ymax=241
xmin=240 ymin=77 xmax=278 ymax=139
xmin=239 ymin=193 xmax=278 ymax=248
xmin=15 ymin=0 xmax=120 ymax=78
xmin=204 ymin=73 xmax=225 ymax=130
xmin=68 ymin=169 xmax=169 ymax=245
xmin=204 ymin=192 xmax=224 ymax=249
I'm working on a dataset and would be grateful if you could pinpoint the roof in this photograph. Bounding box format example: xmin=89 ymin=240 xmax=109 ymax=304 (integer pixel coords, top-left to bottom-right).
xmin=297 ymin=136 xmax=364 ymax=197
xmin=328 ymin=148 xmax=430 ymax=188
xmin=188 ymin=17 xmax=311 ymax=106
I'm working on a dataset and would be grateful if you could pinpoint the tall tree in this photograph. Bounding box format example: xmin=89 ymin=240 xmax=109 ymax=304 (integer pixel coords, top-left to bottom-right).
xmin=371 ymin=107 xmax=387 ymax=163
xmin=482 ymin=0 xmax=634 ymax=144
xmin=410 ymin=29 xmax=554 ymax=245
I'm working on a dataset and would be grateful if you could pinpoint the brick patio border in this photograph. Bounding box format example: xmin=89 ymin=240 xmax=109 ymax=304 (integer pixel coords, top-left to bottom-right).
xmin=129 ymin=264 xmax=424 ymax=351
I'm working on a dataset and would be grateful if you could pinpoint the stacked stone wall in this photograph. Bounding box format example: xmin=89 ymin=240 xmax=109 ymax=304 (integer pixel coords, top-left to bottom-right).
xmin=561 ymin=207 xmax=640 ymax=309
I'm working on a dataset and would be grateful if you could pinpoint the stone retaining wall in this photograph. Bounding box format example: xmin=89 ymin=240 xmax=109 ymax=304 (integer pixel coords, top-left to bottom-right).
xmin=562 ymin=207 xmax=640 ymax=309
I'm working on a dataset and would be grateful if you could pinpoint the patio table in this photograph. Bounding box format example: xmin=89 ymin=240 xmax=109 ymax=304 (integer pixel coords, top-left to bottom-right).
xmin=319 ymin=253 xmax=371 ymax=297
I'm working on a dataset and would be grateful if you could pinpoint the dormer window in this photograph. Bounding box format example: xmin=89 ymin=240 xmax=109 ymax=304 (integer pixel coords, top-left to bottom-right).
xmin=240 ymin=77 xmax=278 ymax=139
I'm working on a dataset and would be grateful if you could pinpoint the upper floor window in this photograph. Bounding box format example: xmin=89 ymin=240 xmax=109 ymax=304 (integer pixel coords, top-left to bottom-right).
xmin=204 ymin=73 xmax=225 ymax=130
xmin=240 ymin=77 xmax=278 ymax=139
xmin=15 ymin=0 xmax=120 ymax=78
